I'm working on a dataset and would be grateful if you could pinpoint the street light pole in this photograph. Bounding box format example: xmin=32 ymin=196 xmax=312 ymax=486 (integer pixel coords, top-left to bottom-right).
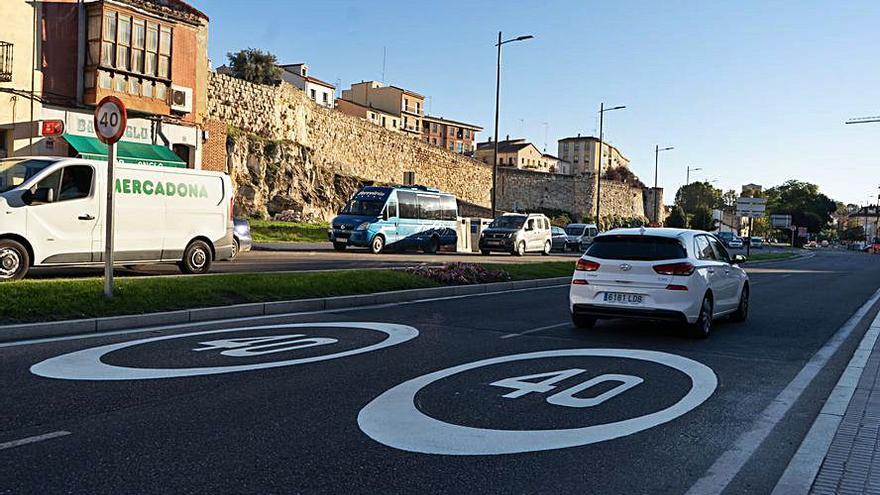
xmin=595 ymin=103 xmax=625 ymax=229
xmin=490 ymin=32 xmax=533 ymax=218
xmin=686 ymin=165 xmax=701 ymax=186
xmin=653 ymin=145 xmax=674 ymax=224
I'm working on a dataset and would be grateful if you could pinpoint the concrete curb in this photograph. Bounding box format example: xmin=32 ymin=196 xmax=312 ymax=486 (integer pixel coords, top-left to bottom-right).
xmin=0 ymin=276 xmax=572 ymax=343
xmin=742 ymin=251 xmax=812 ymax=266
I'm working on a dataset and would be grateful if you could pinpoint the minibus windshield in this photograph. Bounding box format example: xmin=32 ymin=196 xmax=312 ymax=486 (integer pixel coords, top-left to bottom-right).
xmin=0 ymin=158 xmax=56 ymax=193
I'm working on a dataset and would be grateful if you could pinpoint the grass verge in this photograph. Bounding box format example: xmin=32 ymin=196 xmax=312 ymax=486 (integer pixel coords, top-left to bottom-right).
xmin=0 ymin=262 xmax=573 ymax=324
xmin=744 ymin=252 xmax=799 ymax=262
xmin=249 ymin=219 xmax=329 ymax=243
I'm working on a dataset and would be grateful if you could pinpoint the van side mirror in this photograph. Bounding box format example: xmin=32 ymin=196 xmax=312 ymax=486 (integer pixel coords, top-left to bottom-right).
xmin=732 ymin=254 xmax=747 ymax=264
xmin=382 ymin=209 xmax=389 ymax=221
xmin=32 ymin=187 xmax=55 ymax=204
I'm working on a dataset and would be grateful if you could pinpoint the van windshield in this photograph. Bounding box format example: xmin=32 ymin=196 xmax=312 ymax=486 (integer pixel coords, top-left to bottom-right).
xmin=490 ymin=216 xmax=526 ymax=229
xmin=565 ymin=226 xmax=586 ymax=236
xmin=0 ymin=158 xmax=56 ymax=193
xmin=342 ymin=198 xmax=385 ymax=217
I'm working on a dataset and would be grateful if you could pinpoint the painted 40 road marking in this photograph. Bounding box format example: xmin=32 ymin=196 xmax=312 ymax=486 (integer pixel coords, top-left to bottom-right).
xmin=491 ymin=368 xmax=643 ymax=409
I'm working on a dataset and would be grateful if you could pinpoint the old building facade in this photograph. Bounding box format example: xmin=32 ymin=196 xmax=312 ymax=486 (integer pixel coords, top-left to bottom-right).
xmin=279 ymin=63 xmax=335 ymax=108
xmin=339 ymin=81 xmax=423 ymax=137
xmin=475 ymin=137 xmax=554 ymax=173
xmin=558 ymin=135 xmax=630 ymax=175
xmin=1 ymin=0 xmax=212 ymax=168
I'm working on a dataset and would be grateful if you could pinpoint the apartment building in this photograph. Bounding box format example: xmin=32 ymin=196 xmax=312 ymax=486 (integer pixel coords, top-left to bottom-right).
xmin=0 ymin=0 xmax=42 ymax=158
xmin=336 ymin=98 xmax=400 ymax=131
xmin=339 ymin=81 xmax=423 ymax=136
xmin=542 ymin=153 xmax=572 ymax=175
xmin=475 ymin=137 xmax=553 ymax=173
xmin=279 ymin=63 xmax=335 ymax=108
xmin=558 ymin=134 xmax=629 ymax=175
xmin=421 ymin=115 xmax=481 ymax=154
xmin=1 ymin=0 xmax=210 ymax=168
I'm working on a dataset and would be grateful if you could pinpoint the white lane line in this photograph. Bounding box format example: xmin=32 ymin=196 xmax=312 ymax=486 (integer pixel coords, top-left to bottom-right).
xmin=771 ymin=319 xmax=880 ymax=494
xmin=0 ymin=284 xmax=571 ymax=349
xmin=0 ymin=431 xmax=71 ymax=450
xmin=686 ymin=287 xmax=880 ymax=495
xmin=499 ymin=322 xmax=570 ymax=339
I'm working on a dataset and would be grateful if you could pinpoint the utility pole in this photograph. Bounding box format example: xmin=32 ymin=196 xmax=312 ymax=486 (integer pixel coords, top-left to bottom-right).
xmin=595 ymin=103 xmax=625 ymax=228
xmin=653 ymin=145 xmax=674 ymax=224
xmin=490 ymin=32 xmax=533 ymax=218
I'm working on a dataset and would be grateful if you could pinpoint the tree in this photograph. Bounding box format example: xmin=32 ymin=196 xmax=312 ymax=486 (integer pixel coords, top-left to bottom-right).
xmin=690 ymin=206 xmax=715 ymax=231
xmin=665 ymin=206 xmax=688 ymax=228
xmin=841 ymin=225 xmax=865 ymax=242
xmin=764 ymin=180 xmax=836 ymax=234
xmin=751 ymin=216 xmax=771 ymax=237
xmin=603 ymin=166 xmax=645 ymax=188
xmin=722 ymin=189 xmax=737 ymax=207
xmin=226 ymin=48 xmax=282 ymax=85
xmin=675 ymin=181 xmax=723 ymax=215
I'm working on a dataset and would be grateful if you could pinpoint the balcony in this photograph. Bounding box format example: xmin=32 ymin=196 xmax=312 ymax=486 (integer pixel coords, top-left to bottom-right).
xmin=402 ymin=105 xmax=421 ymax=115
xmin=0 ymin=41 xmax=12 ymax=82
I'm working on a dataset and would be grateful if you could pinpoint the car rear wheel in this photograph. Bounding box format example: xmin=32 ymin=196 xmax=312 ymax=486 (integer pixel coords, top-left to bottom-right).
xmin=370 ymin=235 xmax=385 ymax=254
xmin=542 ymin=241 xmax=552 ymax=256
xmin=730 ymin=285 xmax=749 ymax=322
xmin=0 ymin=239 xmax=29 ymax=281
xmin=572 ymin=313 xmax=597 ymax=329
xmin=333 ymin=242 xmax=347 ymax=251
xmin=513 ymin=241 xmax=525 ymax=256
xmin=687 ymin=294 xmax=713 ymax=339
xmin=178 ymin=240 xmax=212 ymax=275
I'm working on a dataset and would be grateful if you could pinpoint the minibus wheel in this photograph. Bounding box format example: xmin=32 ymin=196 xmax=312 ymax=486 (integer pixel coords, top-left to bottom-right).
xmin=0 ymin=239 xmax=29 ymax=280
xmin=423 ymin=236 xmax=439 ymax=254
xmin=370 ymin=235 xmax=385 ymax=254
xmin=179 ymin=240 xmax=213 ymax=274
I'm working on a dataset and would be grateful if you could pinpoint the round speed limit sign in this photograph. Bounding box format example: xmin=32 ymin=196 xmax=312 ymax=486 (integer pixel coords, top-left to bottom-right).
xmin=94 ymin=96 xmax=127 ymax=144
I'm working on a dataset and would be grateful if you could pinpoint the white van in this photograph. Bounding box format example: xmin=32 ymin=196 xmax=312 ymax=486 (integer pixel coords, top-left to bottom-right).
xmin=0 ymin=156 xmax=234 ymax=280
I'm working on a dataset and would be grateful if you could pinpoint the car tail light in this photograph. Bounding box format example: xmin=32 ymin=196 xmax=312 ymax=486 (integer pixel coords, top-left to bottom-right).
xmin=572 ymin=279 xmax=589 ymax=285
xmin=576 ymin=259 xmax=600 ymax=271
xmin=665 ymin=284 xmax=689 ymax=291
xmin=653 ymin=262 xmax=695 ymax=276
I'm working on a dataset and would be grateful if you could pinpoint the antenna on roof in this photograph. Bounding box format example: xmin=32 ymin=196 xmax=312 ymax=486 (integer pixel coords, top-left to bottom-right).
xmin=381 ymin=47 xmax=386 ymax=84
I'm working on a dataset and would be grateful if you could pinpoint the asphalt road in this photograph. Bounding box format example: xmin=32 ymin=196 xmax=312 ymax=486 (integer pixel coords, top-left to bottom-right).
xmin=27 ymin=248 xmax=579 ymax=279
xmin=2 ymin=249 xmax=877 ymax=494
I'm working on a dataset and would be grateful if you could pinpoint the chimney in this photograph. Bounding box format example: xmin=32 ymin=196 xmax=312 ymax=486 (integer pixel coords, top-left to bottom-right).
xmin=505 ymin=134 xmax=510 ymax=141
xmin=577 ymin=133 xmax=581 ymax=138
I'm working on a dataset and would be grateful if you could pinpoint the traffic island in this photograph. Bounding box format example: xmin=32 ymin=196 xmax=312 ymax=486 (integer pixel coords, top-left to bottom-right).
xmin=0 ymin=262 xmax=575 ymax=342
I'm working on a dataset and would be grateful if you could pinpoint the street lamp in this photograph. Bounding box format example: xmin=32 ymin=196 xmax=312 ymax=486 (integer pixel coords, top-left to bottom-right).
xmin=595 ymin=103 xmax=626 ymax=227
xmin=653 ymin=145 xmax=674 ymax=224
xmin=686 ymin=165 xmax=702 ymax=185
xmin=491 ymin=32 xmax=534 ymax=217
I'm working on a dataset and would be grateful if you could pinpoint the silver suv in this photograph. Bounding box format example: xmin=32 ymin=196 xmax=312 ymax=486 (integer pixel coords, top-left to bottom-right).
xmin=565 ymin=223 xmax=599 ymax=252
xmin=480 ymin=213 xmax=553 ymax=256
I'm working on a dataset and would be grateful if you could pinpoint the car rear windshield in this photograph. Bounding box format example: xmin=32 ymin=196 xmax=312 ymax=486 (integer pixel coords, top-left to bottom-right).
xmin=585 ymin=235 xmax=687 ymax=261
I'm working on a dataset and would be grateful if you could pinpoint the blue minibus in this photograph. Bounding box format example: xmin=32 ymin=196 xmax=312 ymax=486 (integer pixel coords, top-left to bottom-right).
xmin=328 ymin=185 xmax=458 ymax=254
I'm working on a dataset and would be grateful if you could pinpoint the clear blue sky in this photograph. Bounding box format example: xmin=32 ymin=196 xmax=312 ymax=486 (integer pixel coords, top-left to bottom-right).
xmin=194 ymin=0 xmax=880 ymax=206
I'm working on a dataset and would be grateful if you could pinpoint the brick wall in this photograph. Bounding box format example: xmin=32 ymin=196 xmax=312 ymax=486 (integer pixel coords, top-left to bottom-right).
xmin=200 ymin=118 xmax=227 ymax=172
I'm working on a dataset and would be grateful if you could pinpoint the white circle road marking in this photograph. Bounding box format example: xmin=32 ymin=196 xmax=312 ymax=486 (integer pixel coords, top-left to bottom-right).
xmin=30 ymin=322 xmax=418 ymax=381
xmin=357 ymin=348 xmax=717 ymax=455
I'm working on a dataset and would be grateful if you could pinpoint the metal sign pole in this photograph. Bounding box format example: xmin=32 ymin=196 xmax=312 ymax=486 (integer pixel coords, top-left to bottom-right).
xmin=104 ymin=142 xmax=115 ymax=298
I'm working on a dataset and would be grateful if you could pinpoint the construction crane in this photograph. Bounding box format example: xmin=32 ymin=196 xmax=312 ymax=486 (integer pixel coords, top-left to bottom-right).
xmin=846 ymin=115 xmax=880 ymax=124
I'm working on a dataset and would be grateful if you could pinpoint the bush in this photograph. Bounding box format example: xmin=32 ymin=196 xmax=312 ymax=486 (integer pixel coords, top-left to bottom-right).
xmin=404 ymin=263 xmax=511 ymax=285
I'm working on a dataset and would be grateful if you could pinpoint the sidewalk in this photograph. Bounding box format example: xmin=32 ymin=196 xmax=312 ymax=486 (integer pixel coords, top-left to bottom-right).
xmin=774 ymin=311 xmax=880 ymax=494
xmin=253 ymin=241 xmax=332 ymax=251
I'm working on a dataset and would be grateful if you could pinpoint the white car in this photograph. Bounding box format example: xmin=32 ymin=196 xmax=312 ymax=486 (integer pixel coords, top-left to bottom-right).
xmin=569 ymin=227 xmax=749 ymax=338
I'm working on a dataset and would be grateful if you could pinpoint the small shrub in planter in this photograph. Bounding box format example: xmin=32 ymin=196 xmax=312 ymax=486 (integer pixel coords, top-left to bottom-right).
xmin=405 ymin=263 xmax=511 ymax=285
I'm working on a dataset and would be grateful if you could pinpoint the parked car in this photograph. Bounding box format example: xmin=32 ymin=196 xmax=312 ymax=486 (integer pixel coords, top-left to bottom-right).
xmin=716 ymin=231 xmax=744 ymax=249
xmin=479 ymin=213 xmax=552 ymax=256
xmin=749 ymin=237 xmax=764 ymax=249
xmin=569 ymin=228 xmax=749 ymax=338
xmin=550 ymin=226 xmax=568 ymax=252
xmin=565 ymin=223 xmax=600 ymax=252
xmin=0 ymin=156 xmax=234 ymax=280
xmin=231 ymin=218 xmax=253 ymax=258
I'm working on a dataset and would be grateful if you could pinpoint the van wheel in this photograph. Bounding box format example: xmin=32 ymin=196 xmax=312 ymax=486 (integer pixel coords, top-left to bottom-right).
xmin=179 ymin=240 xmax=212 ymax=274
xmin=513 ymin=241 xmax=526 ymax=256
xmin=423 ymin=237 xmax=439 ymax=254
xmin=370 ymin=235 xmax=385 ymax=254
xmin=0 ymin=239 xmax=29 ymax=281
xmin=542 ymin=241 xmax=552 ymax=256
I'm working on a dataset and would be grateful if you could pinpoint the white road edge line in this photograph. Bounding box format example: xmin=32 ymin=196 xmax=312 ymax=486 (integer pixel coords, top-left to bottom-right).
xmin=686 ymin=286 xmax=880 ymax=495
xmin=0 ymin=431 xmax=71 ymax=450
xmin=771 ymin=314 xmax=880 ymax=494
xmin=0 ymin=284 xmax=571 ymax=349
xmin=499 ymin=322 xmax=571 ymax=339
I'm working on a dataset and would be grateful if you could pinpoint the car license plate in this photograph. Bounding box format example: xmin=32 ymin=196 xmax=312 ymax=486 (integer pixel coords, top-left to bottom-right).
xmin=603 ymin=292 xmax=644 ymax=305
xmin=487 ymin=240 xmax=501 ymax=245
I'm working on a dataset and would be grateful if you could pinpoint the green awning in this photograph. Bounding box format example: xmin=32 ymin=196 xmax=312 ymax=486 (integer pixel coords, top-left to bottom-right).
xmin=62 ymin=133 xmax=186 ymax=168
